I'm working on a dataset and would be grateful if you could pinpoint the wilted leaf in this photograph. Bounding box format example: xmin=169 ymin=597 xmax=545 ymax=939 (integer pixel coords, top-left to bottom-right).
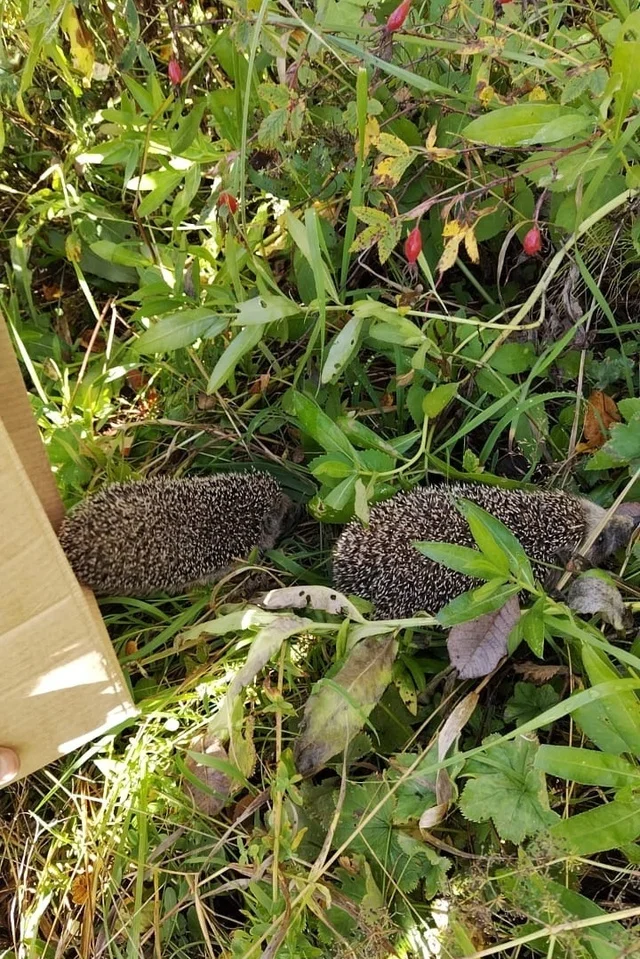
xmin=61 ymin=4 xmax=95 ymax=82
xmin=513 ymin=662 xmax=568 ymax=684
xmin=447 ymin=595 xmax=521 ymax=678
xmin=576 ymin=391 xmax=620 ymax=453
xmin=567 ymin=572 xmax=628 ymax=630
xmin=435 ymin=692 xmax=479 ymax=808
xmin=374 ymin=152 xmax=415 ymax=188
xmin=209 ymin=615 xmax=315 ymax=738
xmin=258 ymin=584 xmax=366 ymax=622
xmin=294 ymin=635 xmax=398 ymax=776
xmin=184 ymin=734 xmax=233 ymax=816
xmin=460 ymin=735 xmax=558 ymax=842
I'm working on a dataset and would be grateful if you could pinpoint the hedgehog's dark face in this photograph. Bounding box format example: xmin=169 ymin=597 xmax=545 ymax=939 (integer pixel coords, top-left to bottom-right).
xmin=585 ymin=514 xmax=637 ymax=566
xmin=259 ymin=493 xmax=301 ymax=549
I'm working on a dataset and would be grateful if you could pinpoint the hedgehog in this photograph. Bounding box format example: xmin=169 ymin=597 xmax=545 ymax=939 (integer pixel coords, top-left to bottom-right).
xmin=332 ymin=483 xmax=637 ymax=619
xmin=58 ymin=472 xmax=297 ymax=597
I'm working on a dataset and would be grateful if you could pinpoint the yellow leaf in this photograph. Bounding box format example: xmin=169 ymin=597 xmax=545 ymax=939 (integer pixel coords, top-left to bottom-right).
xmin=528 ymin=86 xmax=547 ymax=102
xmin=426 ymin=124 xmax=438 ymax=150
xmin=464 ymin=227 xmax=480 ymax=264
xmin=362 ymin=116 xmax=380 ymax=159
xmin=442 ymin=219 xmax=463 ymax=238
xmin=374 ymin=152 xmax=415 ymax=187
xmin=61 ymin=4 xmax=95 ymax=83
xmin=479 ymin=84 xmax=495 ymax=107
xmin=446 ymin=0 xmax=462 ymax=20
xmin=437 ymin=234 xmax=463 ymax=275
xmin=376 ymin=132 xmax=411 ymax=157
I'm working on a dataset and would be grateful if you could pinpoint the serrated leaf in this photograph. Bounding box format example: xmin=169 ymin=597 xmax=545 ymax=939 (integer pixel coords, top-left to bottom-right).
xmin=377 ymin=219 xmax=402 ymax=264
xmin=504 ymin=682 xmax=559 ymax=728
xmin=460 ymin=735 xmax=558 ymax=842
xmin=294 ymin=635 xmax=398 ymax=776
xmin=353 ymin=206 xmax=393 ymax=227
xmin=258 ymin=108 xmax=288 ymax=147
xmin=135 ymin=308 xmax=226 ymax=354
xmin=447 ymin=594 xmax=520 ymax=678
xmin=376 ymin=133 xmax=411 ymax=157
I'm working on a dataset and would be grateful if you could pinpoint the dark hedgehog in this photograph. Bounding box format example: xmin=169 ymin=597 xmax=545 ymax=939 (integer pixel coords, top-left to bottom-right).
xmin=332 ymin=483 xmax=636 ymax=619
xmin=59 ymin=472 xmax=297 ymax=597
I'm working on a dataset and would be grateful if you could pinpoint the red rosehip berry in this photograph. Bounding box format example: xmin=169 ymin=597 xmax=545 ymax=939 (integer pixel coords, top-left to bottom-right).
xmin=218 ymin=192 xmax=238 ymax=214
xmin=386 ymin=0 xmax=412 ymax=33
xmin=168 ymin=58 xmax=183 ymax=87
xmin=404 ymin=226 xmax=422 ymax=264
xmin=523 ymin=226 xmax=542 ymax=256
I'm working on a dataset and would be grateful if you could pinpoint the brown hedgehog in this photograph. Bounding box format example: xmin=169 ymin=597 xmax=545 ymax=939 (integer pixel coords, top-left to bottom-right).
xmin=59 ymin=472 xmax=297 ymax=597
xmin=332 ymin=483 xmax=636 ymax=619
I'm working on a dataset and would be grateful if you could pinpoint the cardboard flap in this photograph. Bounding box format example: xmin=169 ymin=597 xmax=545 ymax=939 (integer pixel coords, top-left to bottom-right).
xmin=0 ymin=316 xmax=136 ymax=783
xmin=0 ymin=316 xmax=65 ymax=530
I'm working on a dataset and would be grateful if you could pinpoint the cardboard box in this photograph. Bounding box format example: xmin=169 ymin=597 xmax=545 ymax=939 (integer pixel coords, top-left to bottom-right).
xmin=0 ymin=314 xmax=136 ymax=784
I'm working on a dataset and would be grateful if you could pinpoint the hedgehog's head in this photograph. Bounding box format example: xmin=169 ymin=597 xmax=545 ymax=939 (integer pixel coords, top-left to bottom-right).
xmin=259 ymin=492 xmax=302 ymax=549
xmin=580 ymin=499 xmax=639 ymax=566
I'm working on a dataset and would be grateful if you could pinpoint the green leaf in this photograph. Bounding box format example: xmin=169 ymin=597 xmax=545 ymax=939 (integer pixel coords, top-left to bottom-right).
xmin=321 ymin=315 xmax=365 ymax=384
xmin=437 ymin=581 xmax=521 ymax=628
xmin=611 ymin=13 xmax=640 ymax=134
xmin=294 ymin=635 xmax=398 ymax=776
xmin=422 ymin=382 xmax=459 ymax=418
xmin=414 ymin=542 xmax=506 ymax=581
xmin=535 ymin=746 xmax=640 ymax=788
xmin=258 ymin=108 xmax=288 ymax=147
xmin=234 ymin=294 xmax=300 ymax=326
xmin=504 ymin=683 xmax=559 ymax=728
xmin=521 ymin=598 xmax=546 ymax=658
xmin=574 ymin=645 xmax=640 ymax=755
xmin=206 ymin=323 xmax=265 ymax=394
xmin=135 ymin=308 xmax=227 ymax=354
xmin=600 ymin=412 xmax=640 ymax=464
xmin=130 ymin=169 xmax=186 ymax=216
xmin=457 ymin=499 xmax=535 ymax=587
xmin=549 ymin=797 xmax=640 ymax=855
xmin=460 ymin=736 xmax=558 ymax=843
xmin=283 ymin=390 xmax=360 ymax=463
xmin=463 ymin=104 xmax=589 ymax=147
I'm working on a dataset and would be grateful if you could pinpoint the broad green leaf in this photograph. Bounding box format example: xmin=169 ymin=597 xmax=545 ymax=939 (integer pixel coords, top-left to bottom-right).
xmin=294 ymin=635 xmax=398 ymax=775
xmin=135 ymin=308 xmax=227 ymax=353
xmin=549 ymin=797 xmax=640 ymax=855
xmin=504 ymin=683 xmax=559 ymax=727
xmin=283 ymin=391 xmax=360 ymax=463
xmin=90 ymin=241 xmax=152 ymax=268
xmin=457 ymin=499 xmax=535 ymax=587
xmin=600 ymin=412 xmax=640 ymax=464
xmin=309 ymin=453 xmax=354 ymax=481
xmin=335 ymin=416 xmax=399 ymax=458
xmin=130 ymin=170 xmax=186 ymax=216
xmin=423 ymin=383 xmax=459 ymax=418
xmin=321 ymin=315 xmax=365 ymax=384
xmin=234 ymin=294 xmax=300 ymax=326
xmin=611 ymin=13 xmax=640 ymax=134
xmin=324 ymin=474 xmax=357 ymax=511
xmin=463 ymin=104 xmax=588 ymax=147
xmin=520 ymin=597 xmax=545 ymax=658
xmin=460 ymin=736 xmax=557 ymax=843
xmin=368 ymin=315 xmax=426 ymax=347
xmin=574 ymin=645 xmax=640 ymax=755
xmin=437 ymin=581 xmax=521 ymax=628
xmin=206 ymin=323 xmax=264 ymax=394
xmin=535 ymin=746 xmax=640 ymax=788
xmin=414 ymin=542 xmax=506 ymax=581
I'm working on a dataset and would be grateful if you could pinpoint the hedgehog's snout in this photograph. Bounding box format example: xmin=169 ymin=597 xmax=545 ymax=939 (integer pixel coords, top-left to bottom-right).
xmin=586 ymin=514 xmax=637 ymax=566
xmin=259 ymin=493 xmax=302 ymax=548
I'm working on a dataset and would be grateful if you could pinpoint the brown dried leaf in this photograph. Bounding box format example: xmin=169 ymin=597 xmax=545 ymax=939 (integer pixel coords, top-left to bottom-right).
xmin=576 ymin=391 xmax=620 ymax=452
xmin=513 ymin=663 xmax=568 ymax=684
xmin=71 ymin=872 xmax=91 ymax=905
xmin=447 ymin=596 xmax=520 ymax=679
xmin=566 ymin=572 xmax=629 ymax=631
xmin=185 ymin=733 xmax=232 ymax=817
